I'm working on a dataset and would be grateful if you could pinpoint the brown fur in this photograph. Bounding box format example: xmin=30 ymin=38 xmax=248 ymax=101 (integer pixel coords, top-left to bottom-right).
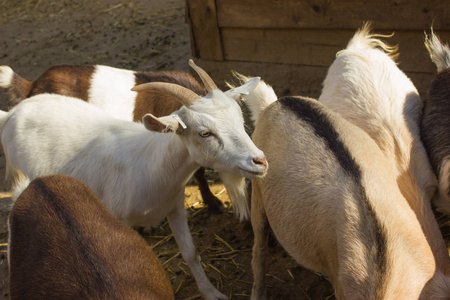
xmin=12 ymin=65 xmax=95 ymax=102
xmin=133 ymin=70 xmax=207 ymax=120
xmin=9 ymin=73 xmax=33 ymax=102
xmin=9 ymin=174 xmax=174 ymax=300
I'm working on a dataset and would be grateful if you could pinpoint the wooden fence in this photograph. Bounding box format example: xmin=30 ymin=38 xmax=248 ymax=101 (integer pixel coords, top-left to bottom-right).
xmin=186 ymin=0 xmax=450 ymax=97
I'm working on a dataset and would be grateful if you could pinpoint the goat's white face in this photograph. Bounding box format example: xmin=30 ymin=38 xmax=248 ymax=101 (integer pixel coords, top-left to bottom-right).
xmin=143 ymin=89 xmax=268 ymax=179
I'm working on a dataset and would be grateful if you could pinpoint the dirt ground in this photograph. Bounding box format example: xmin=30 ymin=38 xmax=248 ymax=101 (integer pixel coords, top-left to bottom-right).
xmin=0 ymin=0 xmax=336 ymax=299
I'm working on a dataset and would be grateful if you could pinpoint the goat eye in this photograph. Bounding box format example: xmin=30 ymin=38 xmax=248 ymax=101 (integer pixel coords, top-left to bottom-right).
xmin=199 ymin=131 xmax=212 ymax=138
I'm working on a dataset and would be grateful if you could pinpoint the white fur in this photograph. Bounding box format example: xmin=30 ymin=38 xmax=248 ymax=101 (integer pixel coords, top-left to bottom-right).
xmin=0 ymin=66 xmax=14 ymax=88
xmin=11 ymin=173 xmax=30 ymax=203
xmin=1 ymin=87 xmax=266 ymax=300
xmin=88 ymin=65 xmax=138 ymax=121
xmin=228 ymin=72 xmax=278 ymax=123
xmin=222 ymin=76 xmax=278 ymax=221
xmin=318 ymin=24 xmax=450 ymax=297
xmin=425 ymin=30 xmax=450 ymax=72
xmin=219 ymin=173 xmax=249 ymax=221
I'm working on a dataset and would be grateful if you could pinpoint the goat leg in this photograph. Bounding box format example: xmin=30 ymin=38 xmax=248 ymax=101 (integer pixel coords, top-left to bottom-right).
xmin=250 ymin=184 xmax=269 ymax=300
xmin=194 ymin=167 xmax=224 ymax=213
xmin=166 ymin=196 xmax=228 ymax=300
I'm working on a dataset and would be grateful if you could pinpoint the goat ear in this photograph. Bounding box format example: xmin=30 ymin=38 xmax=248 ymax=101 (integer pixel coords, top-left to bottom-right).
xmin=142 ymin=113 xmax=181 ymax=133
xmin=224 ymin=77 xmax=261 ymax=100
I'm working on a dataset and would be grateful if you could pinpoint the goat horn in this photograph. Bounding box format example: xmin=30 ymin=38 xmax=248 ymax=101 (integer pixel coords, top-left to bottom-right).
xmin=132 ymin=82 xmax=201 ymax=107
xmin=188 ymin=59 xmax=218 ymax=92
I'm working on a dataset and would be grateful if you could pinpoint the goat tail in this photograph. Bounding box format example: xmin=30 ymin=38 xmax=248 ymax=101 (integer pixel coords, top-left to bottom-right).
xmin=0 ymin=66 xmax=14 ymax=89
xmin=228 ymin=71 xmax=278 ymax=124
xmin=0 ymin=66 xmax=32 ymax=102
xmin=220 ymin=172 xmax=250 ymax=221
xmin=344 ymin=22 xmax=399 ymax=61
xmin=11 ymin=171 xmax=30 ymax=203
xmin=424 ymin=30 xmax=450 ymax=73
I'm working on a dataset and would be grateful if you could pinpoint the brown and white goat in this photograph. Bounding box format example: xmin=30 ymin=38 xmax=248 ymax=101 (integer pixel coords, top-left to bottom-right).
xmin=243 ymin=79 xmax=444 ymax=299
xmin=0 ymin=64 xmax=223 ymax=212
xmin=422 ymin=31 xmax=450 ymax=214
xmin=8 ymin=174 xmax=174 ymax=300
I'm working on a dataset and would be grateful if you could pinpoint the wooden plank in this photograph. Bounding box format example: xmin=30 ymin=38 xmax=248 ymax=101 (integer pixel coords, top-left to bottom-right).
xmin=193 ymin=59 xmax=330 ymax=98
xmin=222 ymin=28 xmax=348 ymax=67
xmin=221 ymin=28 xmax=450 ymax=73
xmin=216 ymin=0 xmax=450 ymax=30
xmin=193 ymin=59 xmax=437 ymax=101
xmin=186 ymin=0 xmax=223 ymax=60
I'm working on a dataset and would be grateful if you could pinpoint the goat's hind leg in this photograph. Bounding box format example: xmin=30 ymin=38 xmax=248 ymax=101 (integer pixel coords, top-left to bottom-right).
xmin=194 ymin=167 xmax=224 ymax=213
xmin=250 ymin=182 xmax=270 ymax=300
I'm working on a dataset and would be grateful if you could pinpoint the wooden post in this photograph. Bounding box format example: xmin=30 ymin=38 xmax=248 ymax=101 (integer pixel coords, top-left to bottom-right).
xmin=186 ymin=0 xmax=224 ymax=61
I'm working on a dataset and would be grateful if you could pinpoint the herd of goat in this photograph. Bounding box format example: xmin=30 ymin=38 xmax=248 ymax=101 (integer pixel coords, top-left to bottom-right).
xmin=0 ymin=23 xmax=450 ymax=299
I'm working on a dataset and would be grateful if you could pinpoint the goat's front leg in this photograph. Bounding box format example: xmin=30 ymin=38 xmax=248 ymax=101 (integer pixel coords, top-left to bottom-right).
xmin=251 ymin=182 xmax=269 ymax=300
xmin=167 ymin=196 xmax=228 ymax=300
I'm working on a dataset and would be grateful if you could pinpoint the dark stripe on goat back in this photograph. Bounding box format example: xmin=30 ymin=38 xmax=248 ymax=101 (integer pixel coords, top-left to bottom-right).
xmin=279 ymin=96 xmax=361 ymax=180
xmin=133 ymin=71 xmax=207 ymax=120
xmin=278 ymin=96 xmax=388 ymax=296
xmin=28 ymin=65 xmax=95 ymax=101
xmin=29 ymin=177 xmax=118 ymax=298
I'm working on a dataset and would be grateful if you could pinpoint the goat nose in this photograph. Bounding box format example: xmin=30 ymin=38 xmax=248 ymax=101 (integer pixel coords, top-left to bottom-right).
xmin=253 ymin=156 xmax=267 ymax=169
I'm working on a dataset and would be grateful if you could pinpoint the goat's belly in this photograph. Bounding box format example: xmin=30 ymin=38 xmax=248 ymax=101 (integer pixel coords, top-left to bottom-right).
xmin=111 ymin=195 xmax=180 ymax=228
xmin=121 ymin=210 xmax=168 ymax=228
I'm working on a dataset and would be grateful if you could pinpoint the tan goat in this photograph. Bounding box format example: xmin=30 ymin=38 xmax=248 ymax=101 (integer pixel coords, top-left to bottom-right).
xmin=245 ymin=85 xmax=445 ymax=298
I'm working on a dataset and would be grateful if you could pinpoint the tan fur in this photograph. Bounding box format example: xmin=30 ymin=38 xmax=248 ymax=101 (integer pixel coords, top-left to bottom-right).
xmin=250 ymin=97 xmax=435 ymax=299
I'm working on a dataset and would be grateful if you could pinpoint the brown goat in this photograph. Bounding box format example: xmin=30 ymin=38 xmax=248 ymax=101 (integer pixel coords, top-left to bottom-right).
xmin=8 ymin=174 xmax=174 ymax=300
xmin=0 ymin=64 xmax=224 ymax=213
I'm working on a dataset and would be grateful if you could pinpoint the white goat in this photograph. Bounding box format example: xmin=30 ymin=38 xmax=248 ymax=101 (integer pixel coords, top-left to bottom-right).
xmin=318 ymin=24 xmax=450 ymax=291
xmin=242 ymin=79 xmax=439 ymax=299
xmin=9 ymin=174 xmax=174 ymax=299
xmin=0 ymin=62 xmax=224 ymax=213
xmin=0 ymin=61 xmax=267 ymax=300
xmin=422 ymin=31 xmax=450 ymax=214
